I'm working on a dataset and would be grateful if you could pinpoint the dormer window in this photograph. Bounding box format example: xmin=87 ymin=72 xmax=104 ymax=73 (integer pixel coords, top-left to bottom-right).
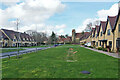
xmin=107 ymin=29 xmax=110 ymax=35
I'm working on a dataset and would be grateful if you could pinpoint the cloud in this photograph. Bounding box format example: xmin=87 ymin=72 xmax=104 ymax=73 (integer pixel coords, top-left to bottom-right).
xmin=0 ymin=0 xmax=66 ymax=35
xmin=76 ymin=18 xmax=99 ymax=33
xmin=76 ymin=3 xmax=118 ymax=33
xmin=19 ymin=24 xmax=66 ymax=35
xmin=97 ymin=3 xmax=118 ymax=21
xmin=55 ymin=24 xmax=66 ymax=29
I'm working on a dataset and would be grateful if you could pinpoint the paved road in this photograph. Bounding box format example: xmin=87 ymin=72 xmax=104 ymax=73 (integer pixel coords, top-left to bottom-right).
xmin=0 ymin=46 xmax=55 ymax=59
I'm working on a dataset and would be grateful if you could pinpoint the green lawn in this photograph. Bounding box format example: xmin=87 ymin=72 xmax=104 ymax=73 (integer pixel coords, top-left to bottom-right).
xmin=1 ymin=49 xmax=24 ymax=53
xmin=2 ymin=45 xmax=119 ymax=78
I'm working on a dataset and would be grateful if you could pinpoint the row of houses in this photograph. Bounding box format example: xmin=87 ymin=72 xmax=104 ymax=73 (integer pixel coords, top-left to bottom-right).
xmin=72 ymin=7 xmax=120 ymax=52
xmin=0 ymin=29 xmax=36 ymax=47
xmin=57 ymin=36 xmax=72 ymax=44
xmin=72 ymin=29 xmax=90 ymax=44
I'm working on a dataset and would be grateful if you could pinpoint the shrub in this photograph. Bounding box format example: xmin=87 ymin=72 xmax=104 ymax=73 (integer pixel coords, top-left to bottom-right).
xmin=81 ymin=43 xmax=85 ymax=45
xmin=88 ymin=46 xmax=93 ymax=48
xmin=102 ymin=48 xmax=107 ymax=52
xmin=98 ymin=47 xmax=102 ymax=50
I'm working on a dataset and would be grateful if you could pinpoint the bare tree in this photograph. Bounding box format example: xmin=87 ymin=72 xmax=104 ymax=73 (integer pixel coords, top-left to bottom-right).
xmin=25 ymin=30 xmax=48 ymax=45
xmin=84 ymin=22 xmax=92 ymax=32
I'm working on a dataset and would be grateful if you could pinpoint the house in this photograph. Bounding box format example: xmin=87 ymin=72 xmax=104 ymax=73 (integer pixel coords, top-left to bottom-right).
xmin=98 ymin=21 xmax=106 ymax=48
xmin=104 ymin=16 xmax=117 ymax=51
xmin=94 ymin=25 xmax=100 ymax=48
xmin=72 ymin=29 xmax=83 ymax=44
xmin=80 ymin=32 xmax=90 ymax=44
xmin=112 ymin=9 xmax=120 ymax=52
xmin=78 ymin=1 xmax=120 ymax=52
xmin=0 ymin=30 xmax=9 ymax=47
xmin=72 ymin=29 xmax=90 ymax=44
xmin=58 ymin=36 xmax=72 ymax=44
xmin=0 ymin=29 xmax=35 ymax=47
xmin=91 ymin=28 xmax=95 ymax=47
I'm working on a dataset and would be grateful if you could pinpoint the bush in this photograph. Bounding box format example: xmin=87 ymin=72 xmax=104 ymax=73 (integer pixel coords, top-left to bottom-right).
xmin=98 ymin=47 xmax=102 ymax=50
xmin=89 ymin=46 xmax=93 ymax=48
xmin=81 ymin=43 xmax=85 ymax=45
xmin=102 ymin=48 xmax=107 ymax=52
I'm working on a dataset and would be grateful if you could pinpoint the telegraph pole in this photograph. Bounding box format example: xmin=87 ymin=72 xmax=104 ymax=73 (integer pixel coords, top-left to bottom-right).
xmin=36 ymin=25 xmax=37 ymax=52
xmin=16 ymin=18 xmax=20 ymax=58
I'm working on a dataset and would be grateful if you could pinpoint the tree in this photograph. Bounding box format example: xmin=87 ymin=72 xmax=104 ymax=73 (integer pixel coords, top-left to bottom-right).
xmin=65 ymin=34 xmax=68 ymax=38
xmin=60 ymin=35 xmax=65 ymax=38
xmin=82 ymin=31 xmax=84 ymax=34
xmin=50 ymin=31 xmax=57 ymax=44
xmin=84 ymin=22 xmax=92 ymax=32
xmin=25 ymin=30 xmax=48 ymax=45
xmin=93 ymin=20 xmax=100 ymax=26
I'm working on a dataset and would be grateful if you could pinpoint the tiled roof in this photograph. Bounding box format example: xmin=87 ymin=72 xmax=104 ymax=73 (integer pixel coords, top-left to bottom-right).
xmin=108 ymin=16 xmax=117 ymax=30
xmin=1 ymin=29 xmax=34 ymax=41
xmin=92 ymin=28 xmax=95 ymax=37
xmin=80 ymin=32 xmax=90 ymax=40
xmin=100 ymin=21 xmax=106 ymax=33
xmin=75 ymin=33 xmax=82 ymax=38
xmin=95 ymin=25 xmax=100 ymax=35
xmin=58 ymin=36 xmax=71 ymax=42
xmin=96 ymin=25 xmax=100 ymax=33
xmin=0 ymin=30 xmax=8 ymax=40
xmin=113 ymin=9 xmax=120 ymax=31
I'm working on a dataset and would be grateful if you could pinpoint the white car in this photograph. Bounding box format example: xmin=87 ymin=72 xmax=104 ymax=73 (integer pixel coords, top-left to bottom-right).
xmin=84 ymin=43 xmax=88 ymax=47
xmin=84 ymin=42 xmax=91 ymax=47
xmin=87 ymin=42 xmax=91 ymax=47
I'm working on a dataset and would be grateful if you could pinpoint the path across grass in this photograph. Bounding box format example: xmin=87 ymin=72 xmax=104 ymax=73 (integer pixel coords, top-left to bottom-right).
xmin=2 ymin=45 xmax=119 ymax=78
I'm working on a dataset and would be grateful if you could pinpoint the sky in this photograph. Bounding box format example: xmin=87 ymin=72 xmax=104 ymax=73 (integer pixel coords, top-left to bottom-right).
xmin=0 ymin=0 xmax=119 ymax=36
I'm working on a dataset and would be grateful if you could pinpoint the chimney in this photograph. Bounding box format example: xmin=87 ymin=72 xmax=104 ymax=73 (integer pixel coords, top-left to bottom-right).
xmin=118 ymin=1 xmax=120 ymax=11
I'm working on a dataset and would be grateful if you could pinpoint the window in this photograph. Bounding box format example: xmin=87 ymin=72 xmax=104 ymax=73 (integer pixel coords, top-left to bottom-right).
xmin=109 ymin=41 xmax=112 ymax=48
xmin=107 ymin=29 xmax=110 ymax=35
xmin=101 ymin=32 xmax=102 ymax=36
xmin=100 ymin=41 xmax=101 ymax=46
xmin=119 ymin=24 xmax=120 ymax=32
xmin=116 ymin=40 xmax=120 ymax=48
xmin=13 ymin=39 xmax=16 ymax=42
xmin=96 ymin=42 xmax=98 ymax=46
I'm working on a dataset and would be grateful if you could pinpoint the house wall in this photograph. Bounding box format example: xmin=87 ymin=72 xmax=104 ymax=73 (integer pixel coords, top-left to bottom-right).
xmin=94 ymin=29 xmax=99 ymax=48
xmin=72 ymin=30 xmax=75 ymax=43
xmin=91 ymin=32 xmax=95 ymax=47
xmin=114 ymin=15 xmax=120 ymax=52
xmin=86 ymin=36 xmax=91 ymax=43
xmin=105 ymin=21 xmax=113 ymax=50
xmin=98 ymin=26 xmax=104 ymax=47
xmin=75 ymin=38 xmax=80 ymax=43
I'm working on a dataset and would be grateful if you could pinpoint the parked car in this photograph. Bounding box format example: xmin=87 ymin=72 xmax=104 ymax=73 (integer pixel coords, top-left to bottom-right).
xmin=87 ymin=42 xmax=91 ymax=47
xmin=84 ymin=42 xmax=91 ymax=47
xmin=84 ymin=43 xmax=88 ymax=47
